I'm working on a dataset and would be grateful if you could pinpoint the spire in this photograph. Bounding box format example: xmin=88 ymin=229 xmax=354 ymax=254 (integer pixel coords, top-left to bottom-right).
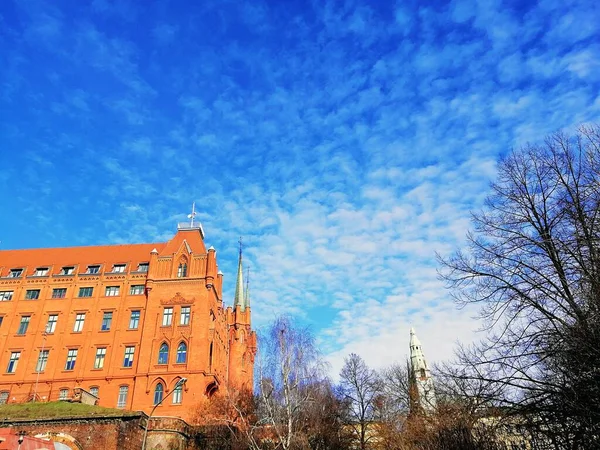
xmin=409 ymin=327 xmax=436 ymax=412
xmin=234 ymin=237 xmax=245 ymax=311
xmin=244 ymin=266 xmax=250 ymax=310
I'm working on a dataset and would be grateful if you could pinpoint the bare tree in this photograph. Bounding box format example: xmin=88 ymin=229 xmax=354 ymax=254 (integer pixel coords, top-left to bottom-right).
xmin=439 ymin=125 xmax=600 ymax=448
xmin=255 ymin=316 xmax=327 ymax=450
xmin=338 ymin=353 xmax=382 ymax=450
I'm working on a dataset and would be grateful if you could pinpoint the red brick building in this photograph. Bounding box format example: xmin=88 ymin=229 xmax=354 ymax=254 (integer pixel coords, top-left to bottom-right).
xmin=0 ymin=221 xmax=256 ymax=420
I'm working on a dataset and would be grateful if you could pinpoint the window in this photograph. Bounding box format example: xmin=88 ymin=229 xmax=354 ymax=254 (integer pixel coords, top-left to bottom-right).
xmin=90 ymin=386 xmax=99 ymax=397
xmin=60 ymin=266 xmax=74 ymax=275
xmin=46 ymin=314 xmax=58 ymax=333
xmin=129 ymin=310 xmax=140 ymax=329
xmin=129 ymin=285 xmax=144 ymax=295
xmin=137 ymin=262 xmax=149 ymax=272
xmin=176 ymin=342 xmax=187 ymax=364
xmin=8 ymin=268 xmax=23 ymax=278
xmin=78 ymin=287 xmax=93 ymax=298
xmin=153 ymin=383 xmax=164 ymax=405
xmin=85 ymin=265 xmax=100 ymax=274
xmin=105 ymin=286 xmax=120 ymax=297
xmin=17 ymin=316 xmax=31 ymax=335
xmin=0 ymin=391 xmax=8 ymax=404
xmin=25 ymin=289 xmax=40 ymax=300
xmin=36 ymin=350 xmax=49 ymax=372
xmin=73 ymin=313 xmax=85 ymax=332
xmin=65 ymin=349 xmax=78 ymax=370
xmin=117 ymin=385 xmax=129 ymax=408
xmin=180 ymin=306 xmax=191 ymax=325
xmin=0 ymin=291 xmax=13 ymax=301
xmin=52 ymin=288 xmax=67 ymax=299
xmin=111 ymin=264 xmax=126 ymax=273
xmin=158 ymin=343 xmax=169 ymax=364
xmin=34 ymin=267 xmax=49 ymax=276
xmin=0 ymin=316 xmax=3 ymax=328
xmin=177 ymin=263 xmax=187 ymax=278
xmin=94 ymin=348 xmax=106 ymax=369
xmin=172 ymin=383 xmax=183 ymax=404
xmin=162 ymin=307 xmax=173 ymax=326
xmin=59 ymin=388 xmax=69 ymax=400
xmin=6 ymin=352 xmax=20 ymax=373
xmin=101 ymin=312 xmax=113 ymax=331
xmin=123 ymin=346 xmax=135 ymax=367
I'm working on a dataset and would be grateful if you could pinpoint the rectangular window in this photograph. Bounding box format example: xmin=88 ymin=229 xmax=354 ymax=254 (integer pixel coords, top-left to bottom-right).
xmin=52 ymin=288 xmax=67 ymax=299
xmin=111 ymin=264 xmax=126 ymax=273
xmin=129 ymin=310 xmax=140 ymax=329
xmin=123 ymin=346 xmax=135 ymax=367
xmin=36 ymin=349 xmax=49 ymax=372
xmin=86 ymin=265 xmax=100 ymax=274
xmin=7 ymin=352 xmax=20 ymax=373
xmin=65 ymin=349 xmax=78 ymax=370
xmin=129 ymin=285 xmax=144 ymax=295
xmin=90 ymin=386 xmax=99 ymax=397
xmin=177 ymin=263 xmax=187 ymax=277
xmin=101 ymin=312 xmax=113 ymax=331
xmin=46 ymin=314 xmax=58 ymax=333
xmin=0 ymin=391 xmax=8 ymax=404
xmin=34 ymin=267 xmax=49 ymax=276
xmin=78 ymin=287 xmax=93 ymax=298
xmin=180 ymin=306 xmax=191 ymax=326
xmin=60 ymin=266 xmax=74 ymax=275
xmin=59 ymin=388 xmax=69 ymax=400
xmin=137 ymin=262 xmax=149 ymax=272
xmin=0 ymin=291 xmax=13 ymax=301
xmin=73 ymin=313 xmax=85 ymax=332
xmin=105 ymin=286 xmax=120 ymax=297
xmin=94 ymin=348 xmax=106 ymax=369
xmin=162 ymin=307 xmax=173 ymax=326
xmin=0 ymin=317 xmax=3 ymax=328
xmin=17 ymin=316 xmax=31 ymax=335
xmin=8 ymin=268 xmax=23 ymax=278
xmin=25 ymin=289 xmax=40 ymax=300
xmin=117 ymin=386 xmax=129 ymax=408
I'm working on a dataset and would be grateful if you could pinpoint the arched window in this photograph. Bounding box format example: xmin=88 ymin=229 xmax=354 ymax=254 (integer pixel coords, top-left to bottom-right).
xmin=176 ymin=342 xmax=187 ymax=364
xmin=154 ymin=382 xmax=164 ymax=405
xmin=177 ymin=262 xmax=187 ymax=278
xmin=158 ymin=343 xmax=169 ymax=365
xmin=172 ymin=382 xmax=183 ymax=404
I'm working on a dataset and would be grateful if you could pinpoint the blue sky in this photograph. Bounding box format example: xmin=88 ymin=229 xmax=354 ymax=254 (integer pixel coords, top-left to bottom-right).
xmin=1 ymin=0 xmax=599 ymax=376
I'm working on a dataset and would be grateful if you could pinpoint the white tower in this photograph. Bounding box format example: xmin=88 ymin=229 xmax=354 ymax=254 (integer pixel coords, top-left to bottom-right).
xmin=409 ymin=327 xmax=436 ymax=412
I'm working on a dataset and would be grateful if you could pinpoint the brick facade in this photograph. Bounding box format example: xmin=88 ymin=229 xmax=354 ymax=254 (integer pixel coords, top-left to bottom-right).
xmin=0 ymin=224 xmax=256 ymax=421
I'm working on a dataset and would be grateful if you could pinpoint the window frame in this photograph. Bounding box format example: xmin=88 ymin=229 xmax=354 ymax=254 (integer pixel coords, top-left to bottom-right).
xmin=25 ymin=289 xmax=40 ymax=300
xmin=46 ymin=314 xmax=58 ymax=333
xmin=59 ymin=388 xmax=69 ymax=400
xmin=7 ymin=351 xmax=21 ymax=373
xmin=0 ymin=291 xmax=14 ymax=301
xmin=94 ymin=347 xmax=107 ymax=369
xmin=33 ymin=267 xmax=49 ymax=277
xmin=123 ymin=346 xmax=135 ymax=368
xmin=172 ymin=383 xmax=183 ymax=404
xmin=162 ymin=307 xmax=173 ymax=326
xmin=129 ymin=310 xmax=140 ymax=329
xmin=85 ymin=265 xmax=100 ymax=274
xmin=51 ymin=288 xmax=67 ymax=299
xmin=17 ymin=316 xmax=31 ymax=335
xmin=176 ymin=342 xmax=187 ymax=364
xmin=105 ymin=286 xmax=120 ymax=297
xmin=78 ymin=287 xmax=94 ymax=298
xmin=153 ymin=383 xmax=164 ymax=405
xmin=180 ymin=306 xmax=191 ymax=325
xmin=73 ymin=313 xmax=86 ymax=332
xmin=158 ymin=343 xmax=169 ymax=365
xmin=65 ymin=349 xmax=78 ymax=370
xmin=111 ymin=264 xmax=126 ymax=273
xmin=8 ymin=268 xmax=23 ymax=278
xmin=129 ymin=285 xmax=144 ymax=295
xmin=117 ymin=385 xmax=129 ymax=408
xmin=60 ymin=266 xmax=75 ymax=275
xmin=36 ymin=349 xmax=49 ymax=372
xmin=137 ymin=262 xmax=149 ymax=272
xmin=100 ymin=311 xmax=113 ymax=331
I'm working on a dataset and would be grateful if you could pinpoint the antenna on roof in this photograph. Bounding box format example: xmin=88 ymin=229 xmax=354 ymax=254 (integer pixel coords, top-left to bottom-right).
xmin=187 ymin=202 xmax=197 ymax=227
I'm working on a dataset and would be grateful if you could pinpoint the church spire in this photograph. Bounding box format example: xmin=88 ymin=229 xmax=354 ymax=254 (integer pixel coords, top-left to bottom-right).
xmin=244 ymin=266 xmax=250 ymax=310
xmin=234 ymin=237 xmax=245 ymax=311
xmin=409 ymin=327 xmax=436 ymax=412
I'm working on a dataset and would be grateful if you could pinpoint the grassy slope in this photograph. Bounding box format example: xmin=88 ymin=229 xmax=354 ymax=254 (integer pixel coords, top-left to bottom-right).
xmin=0 ymin=401 xmax=141 ymax=420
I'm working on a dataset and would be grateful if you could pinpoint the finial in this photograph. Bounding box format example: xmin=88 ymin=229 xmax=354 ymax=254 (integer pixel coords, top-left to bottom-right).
xmin=187 ymin=202 xmax=197 ymax=227
xmin=238 ymin=236 xmax=243 ymax=257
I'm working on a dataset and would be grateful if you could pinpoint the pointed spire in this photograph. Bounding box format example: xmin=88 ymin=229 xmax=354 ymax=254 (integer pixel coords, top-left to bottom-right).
xmin=409 ymin=327 xmax=436 ymax=412
xmin=234 ymin=237 xmax=245 ymax=311
xmin=244 ymin=266 xmax=250 ymax=310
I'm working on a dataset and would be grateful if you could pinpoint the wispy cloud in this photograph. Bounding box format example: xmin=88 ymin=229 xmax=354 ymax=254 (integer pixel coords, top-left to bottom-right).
xmin=1 ymin=0 xmax=598 ymax=376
